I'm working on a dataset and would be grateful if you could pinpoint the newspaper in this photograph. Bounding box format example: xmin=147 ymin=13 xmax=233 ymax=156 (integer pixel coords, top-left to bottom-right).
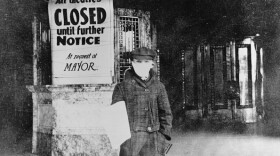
xmin=102 ymin=101 xmax=131 ymax=149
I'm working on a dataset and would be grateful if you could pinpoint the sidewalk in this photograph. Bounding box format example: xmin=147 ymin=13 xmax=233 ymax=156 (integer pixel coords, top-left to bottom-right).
xmin=2 ymin=129 xmax=280 ymax=156
xmin=167 ymin=131 xmax=280 ymax=156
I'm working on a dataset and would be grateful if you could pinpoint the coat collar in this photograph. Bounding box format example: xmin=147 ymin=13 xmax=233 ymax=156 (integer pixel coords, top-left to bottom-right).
xmin=125 ymin=68 xmax=156 ymax=88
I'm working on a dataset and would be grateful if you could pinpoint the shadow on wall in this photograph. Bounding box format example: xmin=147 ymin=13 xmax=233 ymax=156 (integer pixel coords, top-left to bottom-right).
xmin=262 ymin=41 xmax=280 ymax=137
xmin=263 ymin=97 xmax=280 ymax=137
xmin=0 ymin=95 xmax=33 ymax=153
xmin=0 ymin=118 xmax=32 ymax=153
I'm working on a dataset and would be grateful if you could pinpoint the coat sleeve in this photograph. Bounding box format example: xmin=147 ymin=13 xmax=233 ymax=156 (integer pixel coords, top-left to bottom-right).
xmin=158 ymin=83 xmax=173 ymax=141
xmin=111 ymin=83 xmax=125 ymax=105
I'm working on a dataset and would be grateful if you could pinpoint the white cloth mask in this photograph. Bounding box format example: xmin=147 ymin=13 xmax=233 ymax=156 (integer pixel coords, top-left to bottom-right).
xmin=132 ymin=61 xmax=153 ymax=80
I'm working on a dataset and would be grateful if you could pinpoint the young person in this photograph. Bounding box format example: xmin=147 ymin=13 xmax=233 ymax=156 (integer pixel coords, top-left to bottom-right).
xmin=112 ymin=47 xmax=172 ymax=156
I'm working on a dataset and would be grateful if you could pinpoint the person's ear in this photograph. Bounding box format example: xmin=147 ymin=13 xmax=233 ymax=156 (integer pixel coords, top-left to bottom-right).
xmin=151 ymin=61 xmax=155 ymax=67
xmin=131 ymin=61 xmax=135 ymax=67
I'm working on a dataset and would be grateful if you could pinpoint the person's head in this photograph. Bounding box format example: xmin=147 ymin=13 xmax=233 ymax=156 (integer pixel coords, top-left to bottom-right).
xmin=130 ymin=47 xmax=156 ymax=79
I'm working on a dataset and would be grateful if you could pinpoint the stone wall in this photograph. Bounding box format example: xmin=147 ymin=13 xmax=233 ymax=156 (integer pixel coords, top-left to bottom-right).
xmin=28 ymin=84 xmax=118 ymax=156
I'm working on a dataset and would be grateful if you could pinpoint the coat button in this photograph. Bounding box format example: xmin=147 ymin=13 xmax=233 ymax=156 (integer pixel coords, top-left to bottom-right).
xmin=147 ymin=127 xmax=152 ymax=132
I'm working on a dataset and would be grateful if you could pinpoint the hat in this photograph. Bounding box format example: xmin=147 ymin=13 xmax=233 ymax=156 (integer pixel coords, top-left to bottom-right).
xmin=131 ymin=47 xmax=156 ymax=60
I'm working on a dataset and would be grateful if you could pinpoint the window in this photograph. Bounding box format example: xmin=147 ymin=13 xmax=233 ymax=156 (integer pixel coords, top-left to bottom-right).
xmin=119 ymin=16 xmax=140 ymax=82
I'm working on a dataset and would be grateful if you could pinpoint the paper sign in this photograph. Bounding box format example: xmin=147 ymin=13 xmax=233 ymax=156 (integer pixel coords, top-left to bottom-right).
xmin=48 ymin=0 xmax=114 ymax=84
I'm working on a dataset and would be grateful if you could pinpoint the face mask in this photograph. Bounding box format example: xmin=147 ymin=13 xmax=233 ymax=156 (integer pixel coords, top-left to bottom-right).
xmin=132 ymin=61 xmax=153 ymax=80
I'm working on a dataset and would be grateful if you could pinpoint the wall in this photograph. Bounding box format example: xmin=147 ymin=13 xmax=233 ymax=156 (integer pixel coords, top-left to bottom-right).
xmin=0 ymin=0 xmax=34 ymax=133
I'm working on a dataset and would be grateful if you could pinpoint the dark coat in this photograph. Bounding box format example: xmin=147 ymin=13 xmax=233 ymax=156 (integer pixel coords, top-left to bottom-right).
xmin=112 ymin=69 xmax=172 ymax=140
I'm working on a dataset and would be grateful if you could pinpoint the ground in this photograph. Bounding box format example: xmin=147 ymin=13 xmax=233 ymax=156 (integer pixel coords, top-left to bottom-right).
xmin=167 ymin=131 xmax=280 ymax=156
xmin=1 ymin=123 xmax=280 ymax=156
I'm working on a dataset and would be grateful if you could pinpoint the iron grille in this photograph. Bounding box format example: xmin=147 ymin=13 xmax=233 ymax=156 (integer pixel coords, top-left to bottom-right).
xmin=119 ymin=16 xmax=139 ymax=82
